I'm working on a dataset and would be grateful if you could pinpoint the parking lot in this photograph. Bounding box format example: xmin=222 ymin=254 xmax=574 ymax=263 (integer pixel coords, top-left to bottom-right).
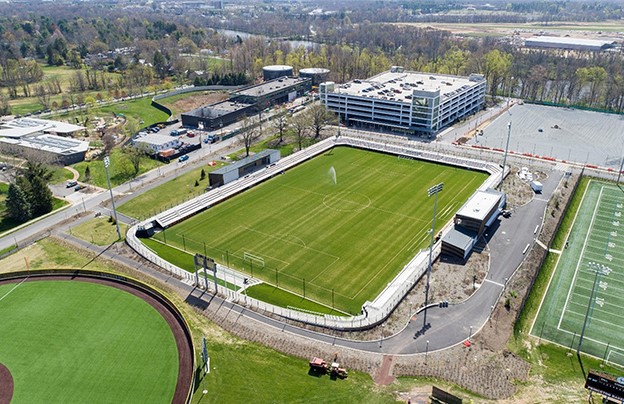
xmin=475 ymin=103 xmax=624 ymax=169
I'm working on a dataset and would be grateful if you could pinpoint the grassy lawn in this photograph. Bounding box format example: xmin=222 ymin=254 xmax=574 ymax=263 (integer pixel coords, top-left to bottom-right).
xmin=70 ymin=217 xmax=128 ymax=245
xmin=49 ymin=166 xmax=75 ymax=184
xmin=117 ymin=161 xmax=228 ymax=220
xmin=0 ymin=237 xmax=403 ymax=404
xmin=151 ymin=146 xmax=486 ymax=314
xmin=0 ymin=280 xmax=178 ymax=403
xmin=73 ymin=148 xmax=162 ymax=188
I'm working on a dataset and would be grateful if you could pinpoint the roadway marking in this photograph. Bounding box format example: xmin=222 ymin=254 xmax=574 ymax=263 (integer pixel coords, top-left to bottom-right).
xmin=534 ymin=198 xmax=549 ymax=202
xmin=484 ymin=278 xmax=505 ymax=288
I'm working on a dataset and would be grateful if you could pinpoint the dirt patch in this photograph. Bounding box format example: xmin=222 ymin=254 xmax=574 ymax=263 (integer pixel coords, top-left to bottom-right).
xmin=168 ymin=92 xmax=229 ymax=118
xmin=373 ymin=355 xmax=396 ymax=385
xmin=0 ymin=363 xmax=14 ymax=404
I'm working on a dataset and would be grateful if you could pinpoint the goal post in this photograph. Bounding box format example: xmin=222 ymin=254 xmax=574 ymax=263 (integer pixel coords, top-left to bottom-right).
xmin=243 ymin=252 xmax=265 ymax=268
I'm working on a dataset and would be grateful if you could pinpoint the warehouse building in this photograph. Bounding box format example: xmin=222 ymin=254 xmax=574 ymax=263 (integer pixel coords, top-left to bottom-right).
xmin=181 ymin=76 xmax=311 ymax=130
xmin=524 ymin=36 xmax=616 ymax=52
xmin=0 ymin=134 xmax=89 ymax=165
xmin=209 ymin=149 xmax=280 ymax=187
xmin=320 ymin=67 xmax=486 ymax=136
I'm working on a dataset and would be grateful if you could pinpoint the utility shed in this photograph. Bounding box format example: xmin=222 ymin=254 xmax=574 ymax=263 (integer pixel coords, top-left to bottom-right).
xmin=209 ymin=149 xmax=280 ymax=187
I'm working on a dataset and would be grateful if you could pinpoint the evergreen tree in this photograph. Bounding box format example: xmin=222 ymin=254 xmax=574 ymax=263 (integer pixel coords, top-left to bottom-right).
xmin=6 ymin=183 xmax=32 ymax=223
xmin=28 ymin=176 xmax=54 ymax=216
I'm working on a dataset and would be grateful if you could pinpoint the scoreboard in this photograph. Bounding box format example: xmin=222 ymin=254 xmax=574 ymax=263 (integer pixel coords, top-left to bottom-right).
xmin=585 ymin=370 xmax=624 ymax=401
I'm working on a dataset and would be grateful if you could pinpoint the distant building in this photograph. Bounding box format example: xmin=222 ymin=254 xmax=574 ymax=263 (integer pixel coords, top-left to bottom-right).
xmin=0 ymin=118 xmax=87 ymax=164
xmin=320 ymin=68 xmax=486 ymax=136
xmin=181 ymin=77 xmax=311 ymax=130
xmin=0 ymin=134 xmax=89 ymax=165
xmin=524 ymin=36 xmax=616 ymax=52
xmin=132 ymin=133 xmax=181 ymax=154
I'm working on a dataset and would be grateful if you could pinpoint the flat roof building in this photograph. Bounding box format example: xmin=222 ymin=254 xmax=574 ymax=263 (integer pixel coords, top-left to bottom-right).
xmin=181 ymin=100 xmax=255 ymax=131
xmin=0 ymin=118 xmax=85 ymax=138
xmin=0 ymin=134 xmax=89 ymax=165
xmin=133 ymin=133 xmax=182 ymax=154
xmin=320 ymin=68 xmax=486 ymax=135
xmin=524 ymin=36 xmax=616 ymax=52
xmin=209 ymin=149 xmax=280 ymax=187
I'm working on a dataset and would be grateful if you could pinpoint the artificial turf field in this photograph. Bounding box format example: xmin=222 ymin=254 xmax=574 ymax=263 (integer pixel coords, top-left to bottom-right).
xmin=532 ymin=180 xmax=624 ymax=367
xmin=0 ymin=280 xmax=179 ymax=403
xmin=152 ymin=146 xmax=486 ymax=314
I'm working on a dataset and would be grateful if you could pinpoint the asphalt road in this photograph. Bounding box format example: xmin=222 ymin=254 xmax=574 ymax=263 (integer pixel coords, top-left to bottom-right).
xmin=0 ymin=101 xmax=567 ymax=355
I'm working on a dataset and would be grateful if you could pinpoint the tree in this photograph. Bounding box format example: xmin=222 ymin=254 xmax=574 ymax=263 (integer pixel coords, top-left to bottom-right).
xmin=306 ymin=104 xmax=337 ymax=140
xmin=240 ymin=116 xmax=261 ymax=157
xmin=153 ymin=50 xmax=167 ymax=79
xmin=102 ymin=132 xmax=116 ymax=154
xmin=27 ymin=176 xmax=53 ymax=216
xmin=0 ymin=94 xmax=10 ymax=116
xmin=123 ymin=144 xmax=148 ymax=176
xmin=271 ymin=106 xmax=289 ymax=144
xmin=200 ymin=168 xmax=206 ymax=181
xmin=290 ymin=113 xmax=310 ymax=151
xmin=84 ymin=165 xmax=91 ymax=182
xmin=5 ymin=183 xmax=31 ymax=223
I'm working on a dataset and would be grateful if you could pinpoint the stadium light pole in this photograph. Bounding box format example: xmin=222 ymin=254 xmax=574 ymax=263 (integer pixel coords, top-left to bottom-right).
xmin=103 ymin=156 xmax=121 ymax=240
xmin=577 ymin=262 xmax=610 ymax=356
xmin=499 ymin=121 xmax=512 ymax=190
xmin=423 ymin=182 xmax=444 ymax=331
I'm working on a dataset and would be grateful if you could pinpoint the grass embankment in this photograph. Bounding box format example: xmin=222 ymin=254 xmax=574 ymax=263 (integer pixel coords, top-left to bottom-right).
xmin=117 ymin=162 xmax=227 ymax=220
xmin=70 ymin=217 xmax=128 ymax=245
xmin=73 ymin=148 xmax=162 ymax=188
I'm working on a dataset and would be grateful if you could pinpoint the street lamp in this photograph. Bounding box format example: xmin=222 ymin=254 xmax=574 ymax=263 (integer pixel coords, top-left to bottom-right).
xmin=499 ymin=121 xmax=512 ymax=190
xmin=379 ymin=324 xmax=385 ymax=348
xmin=425 ymin=340 xmax=429 ymax=362
xmin=423 ymin=182 xmax=444 ymax=331
xmin=577 ymin=262 xmax=611 ymax=355
xmin=103 ymin=156 xmax=121 ymax=240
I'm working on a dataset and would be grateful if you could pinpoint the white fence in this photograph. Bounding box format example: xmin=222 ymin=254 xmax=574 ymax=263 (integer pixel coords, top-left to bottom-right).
xmin=127 ymin=133 xmax=501 ymax=330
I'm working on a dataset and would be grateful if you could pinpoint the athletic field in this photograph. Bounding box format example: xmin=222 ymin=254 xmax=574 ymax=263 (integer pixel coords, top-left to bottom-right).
xmin=533 ymin=180 xmax=624 ymax=367
xmin=153 ymin=146 xmax=486 ymax=314
xmin=0 ymin=280 xmax=179 ymax=402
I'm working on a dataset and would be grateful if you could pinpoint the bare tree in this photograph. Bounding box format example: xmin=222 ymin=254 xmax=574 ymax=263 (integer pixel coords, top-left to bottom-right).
xmin=35 ymin=84 xmax=51 ymax=109
xmin=306 ymin=103 xmax=338 ymax=140
xmin=290 ymin=113 xmax=310 ymax=151
xmin=102 ymin=132 xmax=117 ymax=155
xmin=271 ymin=106 xmax=290 ymax=145
xmin=123 ymin=143 xmax=149 ymax=176
xmin=239 ymin=116 xmax=261 ymax=157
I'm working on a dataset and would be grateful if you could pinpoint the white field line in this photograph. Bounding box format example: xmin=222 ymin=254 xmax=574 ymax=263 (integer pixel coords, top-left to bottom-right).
xmin=554 ymin=326 xmax=624 ymax=356
xmin=557 ymin=185 xmax=604 ymax=330
xmin=529 ymin=177 xmax=592 ymax=335
xmin=0 ymin=277 xmax=28 ymax=304
xmin=607 ymin=350 xmax=624 ymax=367
xmin=564 ymin=306 xmax=624 ymax=332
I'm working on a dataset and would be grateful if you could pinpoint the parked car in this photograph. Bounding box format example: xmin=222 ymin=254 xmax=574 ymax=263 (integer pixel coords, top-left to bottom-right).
xmin=66 ymin=180 xmax=78 ymax=188
xmin=178 ymin=155 xmax=189 ymax=162
xmin=187 ymin=131 xmax=195 ymax=137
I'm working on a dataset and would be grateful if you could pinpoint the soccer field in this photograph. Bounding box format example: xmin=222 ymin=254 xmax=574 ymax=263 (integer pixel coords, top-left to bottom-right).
xmin=153 ymin=146 xmax=486 ymax=314
xmin=0 ymin=280 xmax=179 ymax=403
xmin=533 ymin=180 xmax=624 ymax=367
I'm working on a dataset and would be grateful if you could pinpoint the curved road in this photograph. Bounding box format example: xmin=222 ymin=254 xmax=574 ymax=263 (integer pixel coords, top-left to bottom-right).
xmin=0 ymin=111 xmax=566 ymax=355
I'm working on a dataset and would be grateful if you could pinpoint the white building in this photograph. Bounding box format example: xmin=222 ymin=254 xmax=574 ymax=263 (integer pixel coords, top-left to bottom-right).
xmin=524 ymin=36 xmax=616 ymax=52
xmin=320 ymin=67 xmax=486 ymax=135
xmin=0 ymin=117 xmax=85 ymax=138
xmin=133 ymin=133 xmax=181 ymax=154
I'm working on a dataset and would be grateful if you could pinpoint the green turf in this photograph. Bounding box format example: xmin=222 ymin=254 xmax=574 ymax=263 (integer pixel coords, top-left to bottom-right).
xmin=0 ymin=279 xmax=179 ymax=403
xmin=118 ymin=162 xmax=228 ymax=220
xmin=532 ymin=180 xmax=624 ymax=367
xmin=150 ymin=146 xmax=486 ymax=314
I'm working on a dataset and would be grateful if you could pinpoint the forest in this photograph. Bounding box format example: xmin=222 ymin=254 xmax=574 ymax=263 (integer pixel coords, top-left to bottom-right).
xmin=1 ymin=0 xmax=623 ymax=115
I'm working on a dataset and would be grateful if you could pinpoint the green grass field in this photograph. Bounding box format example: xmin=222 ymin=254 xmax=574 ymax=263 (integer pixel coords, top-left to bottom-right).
xmin=0 ymin=279 xmax=179 ymax=403
xmin=533 ymin=180 xmax=624 ymax=367
xmin=150 ymin=147 xmax=486 ymax=314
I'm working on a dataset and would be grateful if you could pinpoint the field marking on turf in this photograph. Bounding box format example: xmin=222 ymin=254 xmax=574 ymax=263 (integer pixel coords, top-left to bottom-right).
xmin=545 ymin=326 xmax=624 ymax=363
xmin=607 ymin=350 xmax=624 ymax=367
xmin=564 ymin=306 xmax=624 ymax=332
xmin=0 ymin=277 xmax=28 ymax=304
xmin=557 ymin=186 xmax=604 ymax=330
